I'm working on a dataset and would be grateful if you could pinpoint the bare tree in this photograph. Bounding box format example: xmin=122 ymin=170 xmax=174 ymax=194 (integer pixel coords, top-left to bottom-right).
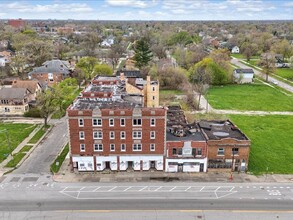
xmin=259 ymin=53 xmax=276 ymax=82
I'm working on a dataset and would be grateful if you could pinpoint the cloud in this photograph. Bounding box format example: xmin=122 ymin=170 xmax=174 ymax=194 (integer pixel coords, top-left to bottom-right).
xmin=106 ymin=0 xmax=157 ymax=8
xmin=226 ymin=0 xmax=275 ymax=12
xmin=1 ymin=2 xmax=94 ymax=13
xmin=284 ymin=2 xmax=293 ymax=7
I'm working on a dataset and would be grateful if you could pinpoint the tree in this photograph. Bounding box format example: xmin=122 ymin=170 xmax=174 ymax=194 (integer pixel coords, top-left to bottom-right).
xmin=157 ymin=67 xmax=188 ymax=90
xmin=9 ymin=53 xmax=27 ymax=79
xmin=82 ymin=32 xmax=101 ymax=56
xmin=94 ymin=64 xmax=113 ymax=76
xmin=241 ymin=42 xmax=258 ymax=61
xmin=108 ymin=43 xmax=125 ymax=69
xmin=54 ymin=41 xmax=70 ymax=60
xmin=37 ymin=89 xmax=56 ymax=126
xmin=272 ymin=39 xmax=293 ymax=60
xmin=133 ymin=38 xmax=153 ymax=69
xmin=73 ymin=67 xmax=85 ymax=88
xmin=22 ymin=40 xmax=53 ymax=67
xmin=76 ymin=57 xmax=99 ymax=80
xmin=168 ymin=31 xmax=193 ymax=47
xmin=259 ymin=53 xmax=276 ymax=82
xmin=151 ymin=43 xmax=166 ymax=59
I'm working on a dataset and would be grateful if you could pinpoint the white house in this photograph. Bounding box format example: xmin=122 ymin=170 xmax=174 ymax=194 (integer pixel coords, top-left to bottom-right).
xmin=0 ymin=55 xmax=6 ymax=67
xmin=234 ymin=69 xmax=254 ymax=84
xmin=231 ymin=46 xmax=240 ymax=54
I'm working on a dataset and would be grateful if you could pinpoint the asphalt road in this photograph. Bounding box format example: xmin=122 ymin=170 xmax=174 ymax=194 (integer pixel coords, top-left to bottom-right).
xmin=1 ymin=175 xmax=293 ymax=219
xmin=12 ymin=117 xmax=68 ymax=174
xmin=231 ymin=57 xmax=293 ymax=93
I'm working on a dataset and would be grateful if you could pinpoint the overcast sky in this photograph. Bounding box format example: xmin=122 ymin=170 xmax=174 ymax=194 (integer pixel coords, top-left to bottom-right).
xmin=0 ymin=0 xmax=293 ymax=20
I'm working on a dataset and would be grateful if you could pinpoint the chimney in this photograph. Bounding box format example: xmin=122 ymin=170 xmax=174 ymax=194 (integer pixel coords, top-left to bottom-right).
xmin=146 ymin=75 xmax=150 ymax=83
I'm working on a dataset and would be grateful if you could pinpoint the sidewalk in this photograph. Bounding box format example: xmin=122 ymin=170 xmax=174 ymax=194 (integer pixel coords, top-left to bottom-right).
xmin=53 ymin=158 xmax=293 ymax=183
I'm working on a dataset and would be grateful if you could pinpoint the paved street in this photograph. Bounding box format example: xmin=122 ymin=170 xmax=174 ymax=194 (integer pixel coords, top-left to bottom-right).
xmin=12 ymin=117 xmax=68 ymax=174
xmin=231 ymin=57 xmax=293 ymax=93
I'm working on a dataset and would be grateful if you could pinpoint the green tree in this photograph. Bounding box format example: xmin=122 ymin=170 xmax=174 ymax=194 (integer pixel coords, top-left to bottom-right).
xmin=259 ymin=53 xmax=276 ymax=82
xmin=133 ymin=38 xmax=153 ymax=69
xmin=76 ymin=57 xmax=99 ymax=80
xmin=168 ymin=31 xmax=193 ymax=47
xmin=37 ymin=89 xmax=57 ymax=126
xmin=9 ymin=53 xmax=27 ymax=79
xmin=94 ymin=64 xmax=113 ymax=76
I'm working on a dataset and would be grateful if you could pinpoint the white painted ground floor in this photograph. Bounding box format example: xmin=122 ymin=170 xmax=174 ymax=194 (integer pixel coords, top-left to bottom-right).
xmin=71 ymin=155 xmax=207 ymax=173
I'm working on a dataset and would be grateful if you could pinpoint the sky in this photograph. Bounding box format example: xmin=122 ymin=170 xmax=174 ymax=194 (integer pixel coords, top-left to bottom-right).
xmin=0 ymin=0 xmax=293 ymax=20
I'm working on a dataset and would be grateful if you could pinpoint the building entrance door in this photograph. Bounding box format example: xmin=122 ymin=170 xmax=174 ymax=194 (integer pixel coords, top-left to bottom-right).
xmin=150 ymin=161 xmax=155 ymax=169
xmin=200 ymin=163 xmax=204 ymax=172
xmin=178 ymin=164 xmax=183 ymax=172
xmin=127 ymin=161 xmax=133 ymax=170
xmin=105 ymin=161 xmax=110 ymax=169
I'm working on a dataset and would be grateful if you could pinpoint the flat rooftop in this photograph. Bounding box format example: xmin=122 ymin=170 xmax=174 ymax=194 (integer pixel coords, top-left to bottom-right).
xmin=198 ymin=120 xmax=248 ymax=140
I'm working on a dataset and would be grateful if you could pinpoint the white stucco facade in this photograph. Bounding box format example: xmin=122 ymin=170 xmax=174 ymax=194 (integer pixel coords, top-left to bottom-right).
xmin=165 ymin=158 xmax=207 ymax=173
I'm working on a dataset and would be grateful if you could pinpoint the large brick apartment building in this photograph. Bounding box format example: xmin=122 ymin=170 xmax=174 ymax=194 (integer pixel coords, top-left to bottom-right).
xmin=67 ymin=75 xmax=250 ymax=173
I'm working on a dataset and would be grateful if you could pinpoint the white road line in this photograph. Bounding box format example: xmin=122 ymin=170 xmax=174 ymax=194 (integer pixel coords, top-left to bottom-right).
xmin=170 ymin=187 xmax=177 ymax=191
xmin=123 ymin=187 xmax=132 ymax=192
xmin=253 ymin=186 xmax=256 ymax=188
xmin=93 ymin=187 xmax=101 ymax=192
xmin=139 ymin=186 xmax=148 ymax=191
xmin=154 ymin=186 xmax=162 ymax=191
xmin=79 ymin=187 xmax=85 ymax=191
xmin=185 ymin=186 xmax=191 ymax=191
xmin=287 ymin=187 xmax=291 ymax=189
xmin=229 ymin=187 xmax=235 ymax=192
xmin=108 ymin=186 xmax=117 ymax=192
xmin=264 ymin=198 xmax=268 ymax=200
xmin=199 ymin=187 xmax=205 ymax=192
xmin=280 ymin=187 xmax=284 ymax=189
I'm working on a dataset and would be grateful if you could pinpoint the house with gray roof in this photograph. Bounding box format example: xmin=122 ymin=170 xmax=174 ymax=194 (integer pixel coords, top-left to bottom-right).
xmin=0 ymin=87 xmax=31 ymax=115
xmin=28 ymin=59 xmax=73 ymax=86
xmin=233 ymin=69 xmax=254 ymax=84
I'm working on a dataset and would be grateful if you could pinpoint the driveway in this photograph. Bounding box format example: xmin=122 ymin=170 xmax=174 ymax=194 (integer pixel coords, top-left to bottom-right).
xmin=13 ymin=117 xmax=68 ymax=174
xmin=231 ymin=58 xmax=293 ymax=93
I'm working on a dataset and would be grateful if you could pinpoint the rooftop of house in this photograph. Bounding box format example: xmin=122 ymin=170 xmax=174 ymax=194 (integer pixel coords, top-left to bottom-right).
xmin=234 ymin=69 xmax=254 ymax=74
xmin=116 ymin=70 xmax=141 ymax=78
xmin=12 ymin=80 xmax=41 ymax=93
xmin=0 ymin=88 xmax=30 ymax=100
xmin=28 ymin=59 xmax=72 ymax=75
xmin=166 ymin=105 xmax=205 ymax=142
xmin=198 ymin=120 xmax=249 ymax=141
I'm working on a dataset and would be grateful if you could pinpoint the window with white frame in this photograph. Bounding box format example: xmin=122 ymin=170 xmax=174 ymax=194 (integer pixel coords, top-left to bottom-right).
xmin=78 ymin=118 xmax=84 ymax=127
xmin=132 ymin=131 xmax=142 ymax=139
xmin=93 ymin=131 xmax=102 ymax=139
xmin=150 ymin=118 xmax=155 ymax=126
xmin=110 ymin=131 xmax=115 ymax=139
xmin=80 ymin=143 xmax=85 ymax=152
xmin=133 ymin=118 xmax=142 ymax=126
xmin=121 ymin=144 xmax=126 ymax=152
xmin=150 ymin=131 xmax=155 ymax=139
xmin=92 ymin=118 xmax=102 ymax=126
xmin=150 ymin=143 xmax=155 ymax=151
xmin=110 ymin=144 xmax=115 ymax=151
xmin=109 ymin=118 xmax=114 ymax=126
xmin=197 ymin=148 xmax=202 ymax=156
xmin=120 ymin=118 xmax=125 ymax=126
xmin=133 ymin=143 xmax=142 ymax=151
xmin=79 ymin=131 xmax=85 ymax=140
xmin=93 ymin=143 xmax=103 ymax=151
xmin=120 ymin=131 xmax=126 ymax=139
xmin=218 ymin=148 xmax=225 ymax=156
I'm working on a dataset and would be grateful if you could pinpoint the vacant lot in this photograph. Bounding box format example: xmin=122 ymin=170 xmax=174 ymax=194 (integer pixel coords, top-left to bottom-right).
xmin=0 ymin=123 xmax=37 ymax=163
xmin=207 ymin=84 xmax=293 ymax=111
xmin=229 ymin=115 xmax=293 ymax=174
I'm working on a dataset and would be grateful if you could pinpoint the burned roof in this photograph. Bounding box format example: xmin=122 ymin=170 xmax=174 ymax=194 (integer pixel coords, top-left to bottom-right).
xmin=234 ymin=69 xmax=254 ymax=74
xmin=198 ymin=120 xmax=248 ymax=140
xmin=166 ymin=105 xmax=205 ymax=141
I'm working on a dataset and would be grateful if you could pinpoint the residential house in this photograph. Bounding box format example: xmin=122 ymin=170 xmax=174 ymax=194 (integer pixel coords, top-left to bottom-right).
xmin=101 ymin=36 xmax=115 ymax=47
xmin=28 ymin=60 xmax=72 ymax=87
xmin=198 ymin=120 xmax=250 ymax=172
xmin=231 ymin=46 xmax=240 ymax=54
xmin=0 ymin=88 xmax=31 ymax=115
xmin=0 ymin=50 xmax=12 ymax=66
xmin=165 ymin=106 xmax=207 ymax=173
xmin=233 ymin=69 xmax=254 ymax=84
xmin=11 ymin=80 xmax=42 ymax=101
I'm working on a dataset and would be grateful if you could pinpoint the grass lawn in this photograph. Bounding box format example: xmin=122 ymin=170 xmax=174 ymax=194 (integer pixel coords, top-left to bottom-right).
xmin=28 ymin=125 xmax=50 ymax=144
xmin=275 ymin=68 xmax=293 ymax=81
xmin=0 ymin=123 xmax=37 ymax=163
xmin=231 ymin=54 xmax=259 ymax=59
xmin=51 ymin=144 xmax=69 ymax=173
xmin=5 ymin=152 xmax=26 ymax=168
xmin=19 ymin=145 xmax=33 ymax=153
xmin=207 ymin=84 xmax=293 ymax=111
xmin=160 ymin=89 xmax=184 ymax=96
xmin=229 ymin=115 xmax=293 ymax=174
